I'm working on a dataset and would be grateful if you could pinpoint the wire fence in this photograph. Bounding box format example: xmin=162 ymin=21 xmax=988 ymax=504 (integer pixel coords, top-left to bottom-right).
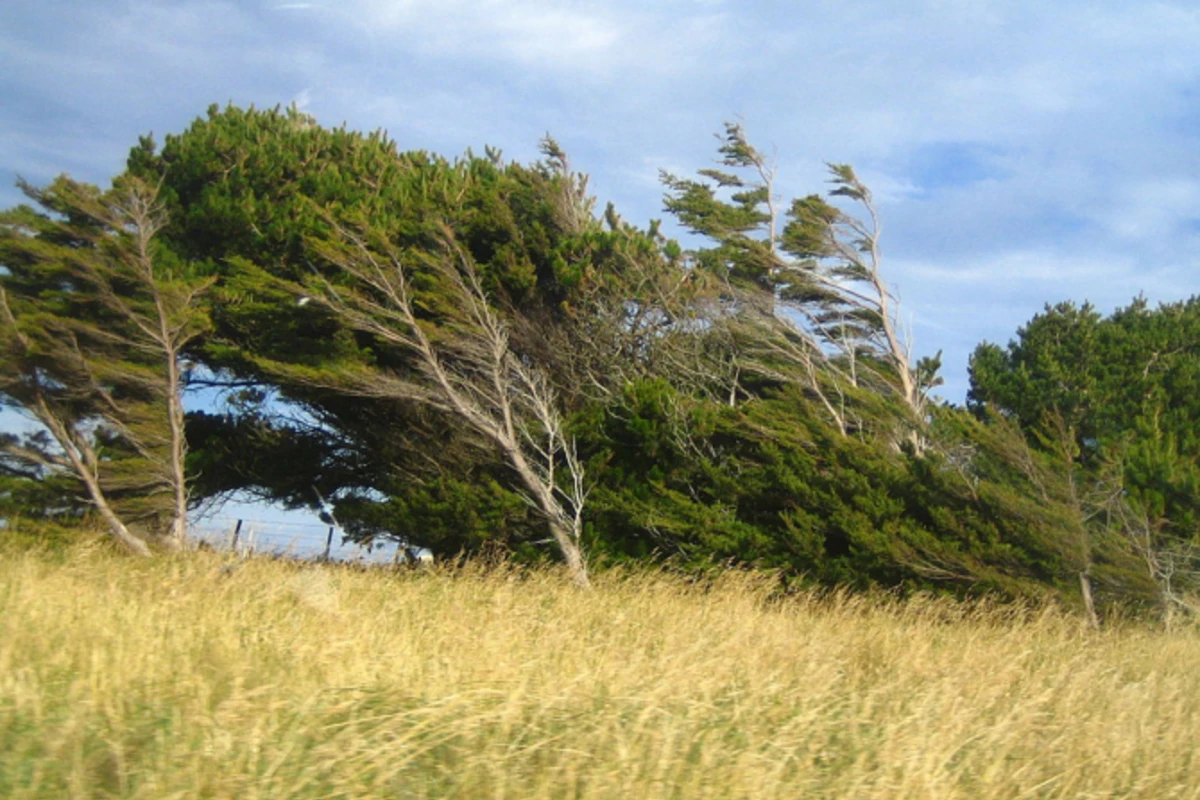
xmin=189 ymin=515 xmax=413 ymax=566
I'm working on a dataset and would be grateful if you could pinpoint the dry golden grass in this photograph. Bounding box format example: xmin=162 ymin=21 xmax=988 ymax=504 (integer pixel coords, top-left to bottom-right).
xmin=2 ymin=541 xmax=1200 ymax=799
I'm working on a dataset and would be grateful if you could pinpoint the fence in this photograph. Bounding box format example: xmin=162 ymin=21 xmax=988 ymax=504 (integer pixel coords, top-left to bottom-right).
xmin=189 ymin=515 xmax=413 ymax=565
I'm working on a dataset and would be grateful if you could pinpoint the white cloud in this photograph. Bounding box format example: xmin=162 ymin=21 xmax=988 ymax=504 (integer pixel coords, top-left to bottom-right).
xmin=896 ymin=251 xmax=1133 ymax=288
xmin=303 ymin=0 xmax=738 ymax=88
xmin=292 ymin=87 xmax=313 ymax=111
xmin=347 ymin=0 xmax=624 ymax=72
xmin=1098 ymin=179 xmax=1200 ymax=241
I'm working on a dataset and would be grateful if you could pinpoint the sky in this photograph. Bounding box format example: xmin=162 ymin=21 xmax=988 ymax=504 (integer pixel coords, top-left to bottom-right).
xmin=3 ymin=0 xmax=1199 ymax=404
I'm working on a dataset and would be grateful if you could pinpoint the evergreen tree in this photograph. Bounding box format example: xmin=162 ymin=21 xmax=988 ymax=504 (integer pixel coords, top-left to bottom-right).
xmin=0 ymin=176 xmax=210 ymax=552
xmin=128 ymin=104 xmax=681 ymax=563
xmin=970 ymin=296 xmax=1200 ymax=612
xmin=661 ymin=124 xmax=938 ymax=445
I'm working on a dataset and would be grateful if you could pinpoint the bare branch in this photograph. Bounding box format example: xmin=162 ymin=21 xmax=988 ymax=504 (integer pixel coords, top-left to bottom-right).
xmin=303 ymin=216 xmax=591 ymax=586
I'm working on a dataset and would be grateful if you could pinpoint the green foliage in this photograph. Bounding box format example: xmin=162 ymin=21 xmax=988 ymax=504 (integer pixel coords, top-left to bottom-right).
xmin=1 ymin=104 xmax=1188 ymax=615
xmin=661 ymin=128 xmax=933 ymax=452
xmin=660 ymin=121 xmax=776 ymax=292
xmin=334 ymin=476 xmax=532 ymax=559
xmin=573 ymin=379 xmax=1106 ymax=603
xmin=0 ymin=432 xmax=91 ymax=541
xmin=968 ymin=301 xmax=1104 ymax=448
xmin=0 ymin=175 xmax=208 ymax=546
xmin=969 ymin=296 xmax=1200 ymax=547
xmin=124 ymin=104 xmax=691 ymax=561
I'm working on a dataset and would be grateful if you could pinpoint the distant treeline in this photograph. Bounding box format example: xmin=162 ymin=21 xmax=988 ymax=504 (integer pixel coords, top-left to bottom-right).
xmin=3 ymin=104 xmax=1198 ymax=616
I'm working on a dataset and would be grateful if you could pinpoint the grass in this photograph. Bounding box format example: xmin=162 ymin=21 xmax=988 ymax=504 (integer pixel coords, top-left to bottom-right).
xmin=2 ymin=541 xmax=1200 ymax=798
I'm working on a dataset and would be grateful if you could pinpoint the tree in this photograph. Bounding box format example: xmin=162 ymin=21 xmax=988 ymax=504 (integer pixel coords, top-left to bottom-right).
xmin=572 ymin=376 xmax=1124 ymax=605
xmin=661 ymin=121 xmax=780 ymax=300
xmin=782 ymin=165 xmax=941 ymax=445
xmin=662 ymin=124 xmax=937 ymax=447
xmin=127 ymin=105 xmax=693 ymax=560
xmin=0 ymin=176 xmax=211 ymax=552
xmin=968 ymin=301 xmax=1104 ymax=451
xmin=2 ymin=102 xmax=1164 ymax=612
xmin=294 ymin=218 xmax=593 ymax=587
xmin=970 ymin=297 xmax=1200 ymax=614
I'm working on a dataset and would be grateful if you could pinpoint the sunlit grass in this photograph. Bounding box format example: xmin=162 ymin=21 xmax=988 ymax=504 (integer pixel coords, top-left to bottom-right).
xmin=2 ymin=539 xmax=1199 ymax=798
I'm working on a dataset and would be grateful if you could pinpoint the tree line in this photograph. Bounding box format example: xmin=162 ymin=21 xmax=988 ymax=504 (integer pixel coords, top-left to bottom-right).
xmin=2 ymin=104 xmax=1197 ymax=618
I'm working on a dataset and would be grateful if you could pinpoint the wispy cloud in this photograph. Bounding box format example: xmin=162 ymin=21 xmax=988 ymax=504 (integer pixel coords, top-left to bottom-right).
xmin=347 ymin=0 xmax=624 ymax=71
xmin=897 ymin=251 xmax=1133 ymax=288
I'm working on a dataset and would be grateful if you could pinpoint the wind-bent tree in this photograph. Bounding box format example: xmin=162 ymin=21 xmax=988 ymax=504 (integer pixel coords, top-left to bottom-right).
xmin=782 ymin=165 xmax=942 ymax=449
xmin=661 ymin=123 xmax=938 ymax=446
xmin=0 ymin=101 xmax=1157 ymax=614
xmin=128 ymin=105 xmax=689 ymax=561
xmin=299 ymin=219 xmax=592 ymax=587
xmin=661 ymin=122 xmax=782 ymax=302
xmin=970 ymin=297 xmax=1200 ymax=614
xmin=0 ymin=176 xmax=210 ymax=552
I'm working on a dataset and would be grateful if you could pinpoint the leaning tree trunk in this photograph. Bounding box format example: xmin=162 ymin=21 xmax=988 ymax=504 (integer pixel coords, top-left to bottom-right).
xmin=309 ymin=218 xmax=595 ymax=587
xmin=40 ymin=406 xmax=152 ymax=557
xmin=504 ymin=442 xmax=591 ymax=589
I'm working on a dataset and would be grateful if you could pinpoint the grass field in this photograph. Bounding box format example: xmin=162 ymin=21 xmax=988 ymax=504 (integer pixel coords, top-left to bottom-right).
xmin=2 ymin=541 xmax=1200 ymax=799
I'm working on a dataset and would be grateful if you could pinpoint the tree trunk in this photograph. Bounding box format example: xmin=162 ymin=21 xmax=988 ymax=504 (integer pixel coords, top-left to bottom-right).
xmin=69 ymin=443 xmax=152 ymax=557
xmin=549 ymin=519 xmax=591 ymax=589
xmin=94 ymin=497 xmax=154 ymax=557
xmin=72 ymin=451 xmax=153 ymax=556
xmin=507 ymin=445 xmax=591 ymax=588
xmin=38 ymin=399 xmax=152 ymax=557
xmin=1079 ymin=571 xmax=1100 ymax=631
xmin=165 ymin=353 xmax=190 ymax=548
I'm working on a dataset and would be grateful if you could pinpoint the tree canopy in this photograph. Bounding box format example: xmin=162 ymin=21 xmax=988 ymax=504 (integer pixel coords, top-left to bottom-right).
xmin=970 ymin=297 xmax=1200 ymax=615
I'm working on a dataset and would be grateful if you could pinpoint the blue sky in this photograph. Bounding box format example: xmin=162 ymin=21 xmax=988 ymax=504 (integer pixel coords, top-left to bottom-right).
xmin=4 ymin=0 xmax=1199 ymax=406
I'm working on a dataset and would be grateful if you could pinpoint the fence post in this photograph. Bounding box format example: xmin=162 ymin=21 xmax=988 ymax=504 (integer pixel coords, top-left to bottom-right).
xmin=230 ymin=519 xmax=243 ymax=552
xmin=323 ymin=526 xmax=334 ymax=561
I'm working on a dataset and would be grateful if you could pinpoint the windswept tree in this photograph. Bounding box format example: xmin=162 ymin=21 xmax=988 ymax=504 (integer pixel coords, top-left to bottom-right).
xmin=0 ymin=176 xmax=211 ymax=552
xmin=126 ymin=105 xmax=690 ymax=562
xmin=782 ymin=165 xmax=942 ymax=448
xmin=662 ymin=124 xmax=939 ymax=446
xmin=970 ymin=297 xmax=1200 ymax=614
xmin=661 ymin=122 xmax=782 ymax=301
xmin=291 ymin=219 xmax=592 ymax=587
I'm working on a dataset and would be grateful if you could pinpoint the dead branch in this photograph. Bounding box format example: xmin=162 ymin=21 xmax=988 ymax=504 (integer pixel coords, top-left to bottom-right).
xmin=307 ymin=219 xmax=591 ymax=587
